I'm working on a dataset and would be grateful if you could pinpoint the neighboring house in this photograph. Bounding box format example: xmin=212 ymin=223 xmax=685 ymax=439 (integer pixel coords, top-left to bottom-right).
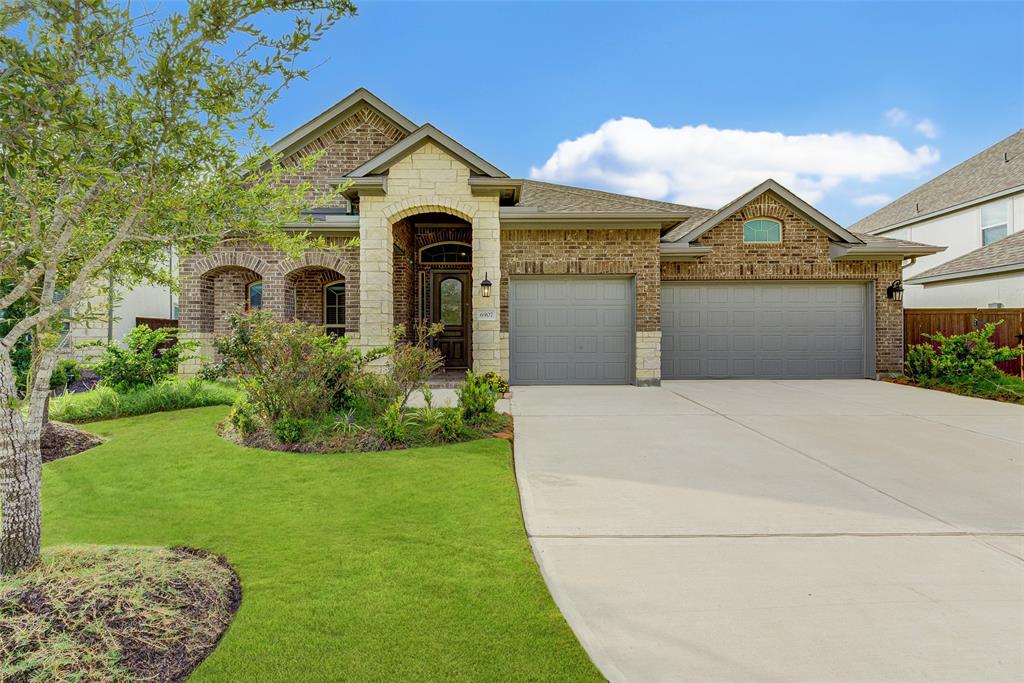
xmin=851 ymin=129 xmax=1024 ymax=308
xmin=177 ymin=88 xmax=940 ymax=384
xmin=69 ymin=249 xmax=178 ymax=358
xmin=904 ymin=230 xmax=1024 ymax=307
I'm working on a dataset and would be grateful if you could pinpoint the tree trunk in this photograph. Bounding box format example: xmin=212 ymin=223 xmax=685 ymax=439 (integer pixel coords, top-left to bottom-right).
xmin=0 ymin=345 xmax=54 ymax=574
xmin=0 ymin=428 xmax=42 ymax=574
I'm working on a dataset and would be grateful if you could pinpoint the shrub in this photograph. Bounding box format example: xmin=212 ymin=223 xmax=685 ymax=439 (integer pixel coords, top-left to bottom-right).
xmin=214 ymin=310 xmax=384 ymax=426
xmin=272 ymin=416 xmax=309 ymax=444
xmin=91 ymin=325 xmax=198 ymax=391
xmin=377 ymin=399 xmax=418 ymax=443
xmin=908 ymin=321 xmax=1024 ymax=381
xmin=228 ymin=397 xmax=258 ymax=436
xmin=480 ymin=371 xmax=509 ymax=395
xmin=49 ymin=380 xmax=238 ymax=423
xmin=433 ymin=407 xmax=466 ymax=443
xmin=457 ymin=370 xmax=498 ymax=424
xmin=49 ymin=358 xmax=81 ymax=391
xmin=386 ymin=322 xmax=444 ymax=410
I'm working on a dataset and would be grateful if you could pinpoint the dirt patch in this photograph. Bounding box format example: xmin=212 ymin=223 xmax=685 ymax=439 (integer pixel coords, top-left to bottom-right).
xmin=39 ymin=421 xmax=105 ymax=463
xmin=0 ymin=545 xmax=240 ymax=682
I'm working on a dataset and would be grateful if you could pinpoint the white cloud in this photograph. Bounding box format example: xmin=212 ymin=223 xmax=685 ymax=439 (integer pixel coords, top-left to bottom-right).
xmin=885 ymin=108 xmax=909 ymax=126
xmin=853 ymin=193 xmax=893 ymax=207
xmin=529 ymin=118 xmax=939 ymax=207
xmin=915 ymin=118 xmax=939 ymax=139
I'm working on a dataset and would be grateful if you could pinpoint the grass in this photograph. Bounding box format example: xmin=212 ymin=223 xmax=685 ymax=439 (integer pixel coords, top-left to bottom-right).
xmin=896 ymin=372 xmax=1024 ymax=404
xmin=1 ymin=545 xmax=238 ymax=681
xmin=37 ymin=407 xmax=601 ymax=681
xmin=49 ymin=380 xmax=239 ymax=423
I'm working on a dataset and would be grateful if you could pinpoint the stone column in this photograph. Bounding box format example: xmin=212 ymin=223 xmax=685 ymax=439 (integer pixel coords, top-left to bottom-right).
xmin=471 ymin=200 xmax=502 ymax=374
xmin=358 ymin=210 xmax=394 ymax=350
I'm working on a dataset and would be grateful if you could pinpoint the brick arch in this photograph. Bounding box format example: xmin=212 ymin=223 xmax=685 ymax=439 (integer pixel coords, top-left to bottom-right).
xmin=738 ymin=192 xmax=791 ymax=222
xmin=274 ymin=250 xmax=356 ymax=280
xmin=191 ymin=251 xmax=272 ymax=279
xmin=383 ymin=197 xmax=477 ymax=225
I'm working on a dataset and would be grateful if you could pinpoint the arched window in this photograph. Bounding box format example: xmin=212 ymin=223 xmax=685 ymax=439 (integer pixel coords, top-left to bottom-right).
xmin=247 ymin=281 xmax=263 ymax=310
xmin=743 ymin=218 xmax=782 ymax=243
xmin=324 ymin=280 xmax=346 ymax=336
xmin=419 ymin=242 xmax=471 ymax=264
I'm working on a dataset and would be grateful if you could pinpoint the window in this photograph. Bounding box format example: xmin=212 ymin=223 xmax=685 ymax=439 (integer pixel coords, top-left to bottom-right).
xmin=420 ymin=243 xmax=471 ymax=263
xmin=981 ymin=202 xmax=1009 ymax=246
xmin=439 ymin=277 xmax=463 ymax=326
xmin=324 ymin=281 xmax=345 ymax=336
xmin=743 ymin=218 xmax=782 ymax=243
xmin=247 ymin=281 xmax=263 ymax=310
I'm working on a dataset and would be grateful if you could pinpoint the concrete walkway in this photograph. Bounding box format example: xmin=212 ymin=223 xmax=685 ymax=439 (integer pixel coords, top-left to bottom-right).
xmin=512 ymin=381 xmax=1024 ymax=682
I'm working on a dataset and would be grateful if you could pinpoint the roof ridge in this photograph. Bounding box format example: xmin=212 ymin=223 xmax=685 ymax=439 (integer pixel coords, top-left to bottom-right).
xmin=522 ymin=179 xmax=711 ymax=212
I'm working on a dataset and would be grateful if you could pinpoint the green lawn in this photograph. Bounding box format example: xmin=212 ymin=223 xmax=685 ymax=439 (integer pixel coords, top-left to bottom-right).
xmin=40 ymin=407 xmax=601 ymax=682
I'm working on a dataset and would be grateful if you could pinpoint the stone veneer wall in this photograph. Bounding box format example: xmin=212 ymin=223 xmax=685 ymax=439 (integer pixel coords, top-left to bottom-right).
xmin=357 ymin=142 xmax=502 ymax=372
xmin=500 ymin=227 xmax=663 ymax=385
xmin=660 ymin=191 xmax=904 ymax=374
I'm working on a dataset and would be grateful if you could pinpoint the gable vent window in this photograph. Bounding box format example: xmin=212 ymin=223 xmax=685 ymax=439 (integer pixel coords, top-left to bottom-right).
xmin=981 ymin=202 xmax=1009 ymax=246
xmin=743 ymin=218 xmax=782 ymax=243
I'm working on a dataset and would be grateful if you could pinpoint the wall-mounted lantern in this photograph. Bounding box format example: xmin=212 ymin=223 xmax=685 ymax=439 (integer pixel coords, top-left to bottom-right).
xmin=481 ymin=273 xmax=492 ymax=298
xmin=886 ymin=279 xmax=904 ymax=301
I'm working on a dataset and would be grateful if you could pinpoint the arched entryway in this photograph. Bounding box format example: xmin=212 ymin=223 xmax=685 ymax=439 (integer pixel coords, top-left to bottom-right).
xmin=283 ymin=265 xmax=348 ymax=335
xmin=191 ymin=264 xmax=263 ymax=336
xmin=392 ymin=211 xmax=473 ymax=368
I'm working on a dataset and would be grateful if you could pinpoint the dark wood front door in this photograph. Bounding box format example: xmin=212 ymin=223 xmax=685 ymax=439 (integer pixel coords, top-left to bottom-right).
xmin=432 ymin=271 xmax=470 ymax=368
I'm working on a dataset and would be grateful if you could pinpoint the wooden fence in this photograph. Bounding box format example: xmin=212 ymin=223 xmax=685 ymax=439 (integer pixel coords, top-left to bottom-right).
xmin=904 ymin=308 xmax=1024 ymax=378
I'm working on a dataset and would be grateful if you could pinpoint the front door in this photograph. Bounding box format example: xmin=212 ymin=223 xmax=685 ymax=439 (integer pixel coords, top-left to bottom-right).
xmin=432 ymin=271 xmax=470 ymax=368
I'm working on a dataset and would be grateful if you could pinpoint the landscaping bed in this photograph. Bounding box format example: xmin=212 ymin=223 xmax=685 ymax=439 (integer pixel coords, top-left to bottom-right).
xmin=0 ymin=545 xmax=240 ymax=682
xmin=886 ymin=373 xmax=1024 ymax=404
xmin=39 ymin=421 xmax=105 ymax=462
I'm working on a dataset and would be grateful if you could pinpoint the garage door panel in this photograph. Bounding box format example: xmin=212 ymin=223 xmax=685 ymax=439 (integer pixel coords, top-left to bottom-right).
xmin=662 ymin=282 xmax=868 ymax=379
xmin=511 ymin=278 xmax=633 ymax=385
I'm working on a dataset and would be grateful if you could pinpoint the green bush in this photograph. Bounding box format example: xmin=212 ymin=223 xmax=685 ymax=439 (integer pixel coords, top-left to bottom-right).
xmin=377 ymin=399 xmax=418 ymax=443
xmin=91 ymin=325 xmax=198 ymax=391
xmin=457 ymin=370 xmax=498 ymax=424
xmin=272 ymin=416 xmax=310 ymax=444
xmin=481 ymin=370 xmax=509 ymax=394
xmin=50 ymin=358 xmax=81 ymax=390
xmin=228 ymin=397 xmax=258 ymax=436
xmin=433 ymin=407 xmax=466 ymax=443
xmin=49 ymin=380 xmax=239 ymax=423
xmin=907 ymin=321 xmax=1024 ymax=381
xmin=214 ymin=310 xmax=384 ymax=426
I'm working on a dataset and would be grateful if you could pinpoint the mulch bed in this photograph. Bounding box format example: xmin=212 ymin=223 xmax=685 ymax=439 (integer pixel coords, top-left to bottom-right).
xmin=39 ymin=421 xmax=105 ymax=463
xmin=0 ymin=546 xmax=241 ymax=682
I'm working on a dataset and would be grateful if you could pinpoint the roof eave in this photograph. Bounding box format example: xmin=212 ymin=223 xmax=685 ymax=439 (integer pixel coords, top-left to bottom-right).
xmin=499 ymin=208 xmax=689 ymax=227
xmin=659 ymin=244 xmax=714 ymax=262
xmin=828 ymin=242 xmax=946 ymax=261
xmin=864 ymin=183 xmax=1024 ymax=235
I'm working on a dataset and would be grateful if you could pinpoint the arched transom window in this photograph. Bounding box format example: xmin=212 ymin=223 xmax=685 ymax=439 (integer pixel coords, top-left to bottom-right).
xmin=742 ymin=218 xmax=782 ymax=243
xmin=324 ymin=281 xmax=345 ymax=336
xmin=419 ymin=242 xmax=471 ymax=263
xmin=247 ymin=281 xmax=263 ymax=310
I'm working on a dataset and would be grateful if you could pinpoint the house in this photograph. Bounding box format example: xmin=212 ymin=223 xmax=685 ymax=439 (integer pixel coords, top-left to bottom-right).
xmin=851 ymin=130 xmax=1024 ymax=308
xmin=177 ymin=88 xmax=941 ymax=384
xmin=68 ymin=250 xmax=178 ymax=359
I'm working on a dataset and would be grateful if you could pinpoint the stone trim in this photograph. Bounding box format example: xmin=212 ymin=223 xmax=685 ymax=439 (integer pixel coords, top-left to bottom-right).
xmin=383 ymin=197 xmax=478 ymax=224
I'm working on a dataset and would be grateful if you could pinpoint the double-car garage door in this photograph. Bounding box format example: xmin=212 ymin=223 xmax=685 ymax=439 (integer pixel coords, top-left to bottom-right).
xmin=508 ymin=278 xmax=872 ymax=384
xmin=661 ymin=282 xmax=871 ymax=379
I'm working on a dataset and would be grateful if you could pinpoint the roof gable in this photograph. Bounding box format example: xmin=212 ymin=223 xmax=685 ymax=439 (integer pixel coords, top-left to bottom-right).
xmin=851 ymin=129 xmax=1024 ymax=234
xmin=347 ymin=124 xmax=508 ymax=178
xmin=673 ymin=179 xmax=862 ymax=245
xmin=269 ymin=88 xmax=418 ymax=160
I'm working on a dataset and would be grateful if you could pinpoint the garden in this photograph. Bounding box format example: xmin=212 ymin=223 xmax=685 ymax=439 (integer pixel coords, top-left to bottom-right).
xmin=896 ymin=320 xmax=1024 ymax=404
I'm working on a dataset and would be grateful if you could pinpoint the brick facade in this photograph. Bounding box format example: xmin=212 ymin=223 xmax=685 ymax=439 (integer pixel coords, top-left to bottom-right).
xmin=660 ymin=191 xmax=904 ymax=374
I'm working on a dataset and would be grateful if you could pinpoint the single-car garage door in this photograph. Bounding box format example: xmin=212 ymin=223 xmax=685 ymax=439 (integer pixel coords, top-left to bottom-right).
xmin=661 ymin=281 xmax=871 ymax=379
xmin=510 ymin=278 xmax=633 ymax=385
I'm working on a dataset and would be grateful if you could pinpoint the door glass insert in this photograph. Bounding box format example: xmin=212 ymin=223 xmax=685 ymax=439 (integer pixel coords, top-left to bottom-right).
xmin=439 ymin=277 xmax=462 ymax=325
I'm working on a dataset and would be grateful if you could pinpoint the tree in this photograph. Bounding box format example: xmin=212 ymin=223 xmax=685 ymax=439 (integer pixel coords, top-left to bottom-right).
xmin=0 ymin=0 xmax=356 ymax=574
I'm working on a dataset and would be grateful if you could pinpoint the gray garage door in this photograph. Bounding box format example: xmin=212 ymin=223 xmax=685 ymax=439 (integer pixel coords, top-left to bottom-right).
xmin=510 ymin=278 xmax=633 ymax=385
xmin=661 ymin=282 xmax=870 ymax=379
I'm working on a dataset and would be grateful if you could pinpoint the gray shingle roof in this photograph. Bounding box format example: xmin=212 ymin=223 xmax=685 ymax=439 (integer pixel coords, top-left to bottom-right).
xmin=907 ymin=230 xmax=1024 ymax=282
xmin=850 ymin=129 xmax=1024 ymax=234
xmin=849 ymin=232 xmax=941 ymax=251
xmin=517 ymin=180 xmax=709 ymax=215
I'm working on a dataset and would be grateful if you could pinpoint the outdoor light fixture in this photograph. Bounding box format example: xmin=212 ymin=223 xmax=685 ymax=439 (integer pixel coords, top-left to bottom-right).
xmin=886 ymin=279 xmax=904 ymax=301
xmin=481 ymin=273 xmax=492 ymax=298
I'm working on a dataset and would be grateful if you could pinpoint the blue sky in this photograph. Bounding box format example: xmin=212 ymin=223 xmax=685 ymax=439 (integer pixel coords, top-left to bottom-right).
xmin=260 ymin=1 xmax=1023 ymax=225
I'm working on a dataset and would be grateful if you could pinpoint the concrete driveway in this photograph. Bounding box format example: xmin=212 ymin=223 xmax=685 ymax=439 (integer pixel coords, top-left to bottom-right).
xmin=512 ymin=380 xmax=1024 ymax=682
